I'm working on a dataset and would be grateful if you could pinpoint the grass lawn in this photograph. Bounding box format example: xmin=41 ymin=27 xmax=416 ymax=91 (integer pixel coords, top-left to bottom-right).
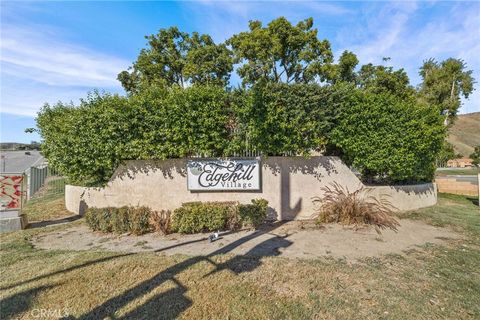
xmin=22 ymin=179 xmax=70 ymax=222
xmin=1 ymin=194 xmax=479 ymax=319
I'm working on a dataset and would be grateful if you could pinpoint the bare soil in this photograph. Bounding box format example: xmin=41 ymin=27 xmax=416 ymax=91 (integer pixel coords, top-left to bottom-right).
xmin=32 ymin=219 xmax=460 ymax=261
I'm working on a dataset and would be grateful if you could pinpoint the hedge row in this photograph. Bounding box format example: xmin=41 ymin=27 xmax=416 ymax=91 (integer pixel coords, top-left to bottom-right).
xmin=37 ymin=83 xmax=445 ymax=185
xmin=85 ymin=199 xmax=269 ymax=235
xmin=171 ymin=199 xmax=268 ymax=233
xmin=85 ymin=206 xmax=151 ymax=235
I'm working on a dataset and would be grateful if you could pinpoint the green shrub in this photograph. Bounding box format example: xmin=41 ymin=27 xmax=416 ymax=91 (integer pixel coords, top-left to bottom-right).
xmin=129 ymin=206 xmax=152 ymax=235
xmin=239 ymin=199 xmax=269 ymax=228
xmin=36 ymin=86 xmax=231 ymax=187
xmin=36 ymin=92 xmax=130 ymax=186
xmin=331 ymin=90 xmax=445 ymax=183
xmin=85 ymin=206 xmax=152 ymax=235
xmin=230 ymin=83 xmax=350 ymax=156
xmin=85 ymin=208 xmax=114 ymax=233
xmin=171 ymin=202 xmax=234 ymax=234
xmin=111 ymin=207 xmax=130 ymax=234
xmin=171 ymin=199 xmax=268 ymax=234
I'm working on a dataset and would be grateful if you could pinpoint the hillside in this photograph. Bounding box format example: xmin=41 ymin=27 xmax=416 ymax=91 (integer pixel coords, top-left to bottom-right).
xmin=447 ymin=112 xmax=480 ymax=157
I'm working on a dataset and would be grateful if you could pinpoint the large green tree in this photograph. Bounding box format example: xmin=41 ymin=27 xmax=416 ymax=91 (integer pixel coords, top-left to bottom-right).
xmin=118 ymin=27 xmax=233 ymax=93
xmin=357 ymin=61 xmax=415 ymax=99
xmin=228 ymin=17 xmax=333 ymax=86
xmin=327 ymin=50 xmax=359 ymax=84
xmin=419 ymin=58 xmax=475 ymax=124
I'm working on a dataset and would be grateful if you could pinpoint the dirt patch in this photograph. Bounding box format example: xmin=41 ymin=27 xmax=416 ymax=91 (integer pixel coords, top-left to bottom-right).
xmin=32 ymin=219 xmax=460 ymax=261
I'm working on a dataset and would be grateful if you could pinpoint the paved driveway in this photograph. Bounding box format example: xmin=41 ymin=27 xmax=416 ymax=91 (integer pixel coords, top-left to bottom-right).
xmin=0 ymin=151 xmax=45 ymax=173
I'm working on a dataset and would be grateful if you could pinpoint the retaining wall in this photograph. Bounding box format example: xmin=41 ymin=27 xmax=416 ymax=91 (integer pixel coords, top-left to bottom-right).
xmin=65 ymin=157 xmax=437 ymax=220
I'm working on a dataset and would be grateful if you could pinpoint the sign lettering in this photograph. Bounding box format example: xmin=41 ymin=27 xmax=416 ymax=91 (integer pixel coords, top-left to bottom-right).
xmin=187 ymin=159 xmax=260 ymax=191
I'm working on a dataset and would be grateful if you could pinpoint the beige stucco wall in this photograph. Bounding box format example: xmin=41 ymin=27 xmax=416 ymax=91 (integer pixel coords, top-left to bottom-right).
xmin=65 ymin=156 xmax=437 ymax=220
xmin=365 ymin=184 xmax=437 ymax=211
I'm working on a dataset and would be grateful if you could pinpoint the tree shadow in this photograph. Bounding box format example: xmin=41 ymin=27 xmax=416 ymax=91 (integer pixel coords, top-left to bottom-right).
xmin=76 ymin=220 xmax=295 ymax=319
xmin=387 ymin=183 xmax=436 ymax=196
xmin=0 ymin=253 xmax=133 ymax=291
xmin=109 ymin=156 xmax=339 ymax=184
xmin=0 ymin=285 xmax=54 ymax=320
xmin=111 ymin=159 xmax=187 ymax=182
xmin=204 ymin=234 xmax=293 ymax=276
xmin=117 ymin=278 xmax=191 ymax=320
xmin=28 ymin=215 xmax=82 ymax=229
xmin=466 ymin=196 xmax=479 ymax=206
xmin=3 ymin=223 xmax=295 ymax=319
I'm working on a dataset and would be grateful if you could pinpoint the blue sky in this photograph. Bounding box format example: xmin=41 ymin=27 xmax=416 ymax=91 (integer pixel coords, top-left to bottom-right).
xmin=1 ymin=0 xmax=479 ymax=143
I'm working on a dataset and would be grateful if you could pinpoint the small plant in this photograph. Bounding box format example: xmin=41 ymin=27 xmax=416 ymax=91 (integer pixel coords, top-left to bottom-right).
xmin=239 ymin=199 xmax=269 ymax=228
xmin=170 ymin=199 xmax=269 ymax=234
xmin=85 ymin=208 xmax=113 ymax=233
xmin=85 ymin=206 xmax=152 ymax=235
xmin=111 ymin=207 xmax=130 ymax=234
xmin=171 ymin=202 xmax=235 ymax=234
xmin=149 ymin=210 xmax=172 ymax=235
xmin=312 ymin=182 xmax=399 ymax=234
xmin=129 ymin=206 xmax=152 ymax=235
xmin=86 ymin=199 xmax=269 ymax=235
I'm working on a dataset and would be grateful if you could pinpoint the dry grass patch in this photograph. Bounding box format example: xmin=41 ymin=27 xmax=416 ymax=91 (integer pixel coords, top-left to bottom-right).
xmin=22 ymin=193 xmax=71 ymax=222
xmin=313 ymin=182 xmax=400 ymax=234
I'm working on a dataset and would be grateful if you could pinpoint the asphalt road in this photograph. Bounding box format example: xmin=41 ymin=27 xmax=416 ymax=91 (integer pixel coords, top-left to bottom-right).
xmin=0 ymin=151 xmax=45 ymax=173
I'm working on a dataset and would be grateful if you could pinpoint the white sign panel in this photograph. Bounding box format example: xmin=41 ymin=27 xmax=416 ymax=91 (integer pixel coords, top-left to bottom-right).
xmin=187 ymin=159 xmax=261 ymax=191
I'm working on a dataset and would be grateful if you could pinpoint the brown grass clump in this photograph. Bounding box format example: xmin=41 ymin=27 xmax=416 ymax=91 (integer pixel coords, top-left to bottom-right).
xmin=149 ymin=210 xmax=172 ymax=235
xmin=312 ymin=182 xmax=400 ymax=234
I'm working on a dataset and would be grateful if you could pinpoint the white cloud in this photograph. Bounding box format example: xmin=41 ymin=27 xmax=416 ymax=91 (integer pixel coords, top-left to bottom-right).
xmin=195 ymin=0 xmax=352 ymax=18
xmin=0 ymin=23 xmax=129 ymax=116
xmin=1 ymin=25 xmax=130 ymax=87
xmin=0 ymin=76 xmax=123 ymax=116
xmin=336 ymin=2 xmax=479 ymax=113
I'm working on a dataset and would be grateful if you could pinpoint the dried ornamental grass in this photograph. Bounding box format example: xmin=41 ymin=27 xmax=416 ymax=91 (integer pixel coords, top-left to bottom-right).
xmin=312 ymin=182 xmax=400 ymax=234
xmin=149 ymin=210 xmax=172 ymax=235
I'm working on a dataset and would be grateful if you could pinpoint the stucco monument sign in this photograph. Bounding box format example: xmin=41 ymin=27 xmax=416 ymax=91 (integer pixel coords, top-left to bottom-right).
xmin=187 ymin=159 xmax=260 ymax=191
xmin=65 ymin=156 xmax=437 ymax=219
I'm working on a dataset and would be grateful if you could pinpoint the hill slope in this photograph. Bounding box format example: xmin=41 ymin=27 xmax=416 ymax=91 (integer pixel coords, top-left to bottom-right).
xmin=447 ymin=112 xmax=480 ymax=157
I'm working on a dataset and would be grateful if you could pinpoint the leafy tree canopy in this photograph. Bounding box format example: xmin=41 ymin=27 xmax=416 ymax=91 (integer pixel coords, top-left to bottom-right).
xmin=327 ymin=50 xmax=359 ymax=84
xmin=230 ymin=82 xmax=352 ymax=156
xmin=227 ymin=17 xmax=333 ymax=86
xmin=35 ymin=16 xmax=472 ymax=186
xmin=470 ymin=146 xmax=480 ymax=167
xmin=357 ymin=60 xmax=415 ymax=99
xmin=118 ymin=27 xmax=233 ymax=93
xmin=436 ymin=141 xmax=459 ymax=166
xmin=419 ymin=58 xmax=475 ymax=123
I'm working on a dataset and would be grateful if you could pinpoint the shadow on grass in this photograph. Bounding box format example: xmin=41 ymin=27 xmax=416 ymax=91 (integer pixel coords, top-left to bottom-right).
xmin=0 ymin=285 xmax=55 ymax=320
xmin=28 ymin=215 xmax=82 ymax=229
xmin=467 ymin=196 xmax=479 ymax=206
xmin=0 ymin=253 xmax=133 ymax=291
xmin=76 ymin=221 xmax=293 ymax=319
xmin=1 ymin=222 xmax=294 ymax=319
